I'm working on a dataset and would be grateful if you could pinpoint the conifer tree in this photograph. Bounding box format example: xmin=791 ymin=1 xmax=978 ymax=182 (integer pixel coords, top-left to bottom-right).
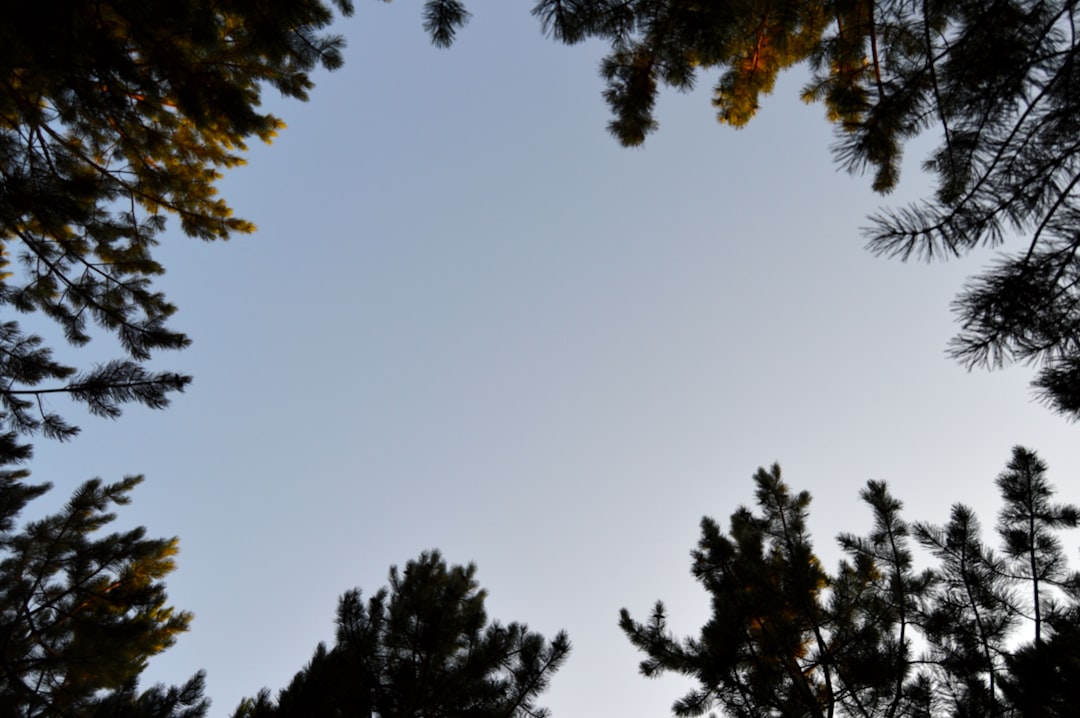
xmin=1 ymin=0 xmax=353 ymax=462
xmin=620 ymin=448 xmax=1080 ymax=717
xmin=1000 ymin=605 xmax=1080 ymax=717
xmin=234 ymin=550 xmax=570 ymax=718
xmin=0 ymin=463 xmax=205 ymax=717
xmin=994 ymin=447 xmax=1080 ymax=645
xmin=419 ymin=0 xmax=1080 ymax=419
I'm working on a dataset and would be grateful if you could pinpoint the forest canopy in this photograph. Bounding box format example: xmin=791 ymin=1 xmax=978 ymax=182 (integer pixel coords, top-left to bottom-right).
xmin=419 ymin=0 xmax=1080 ymax=420
xmin=0 ymin=0 xmax=353 ymax=462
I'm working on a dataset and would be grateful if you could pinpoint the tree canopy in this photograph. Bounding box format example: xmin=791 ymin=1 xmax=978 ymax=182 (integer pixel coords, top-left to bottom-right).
xmin=235 ymin=550 xmax=570 ymax=718
xmin=620 ymin=447 xmax=1080 ymax=717
xmin=0 ymin=463 xmax=205 ymax=718
xmin=0 ymin=0 xmax=353 ymax=463
xmin=418 ymin=0 xmax=1080 ymax=419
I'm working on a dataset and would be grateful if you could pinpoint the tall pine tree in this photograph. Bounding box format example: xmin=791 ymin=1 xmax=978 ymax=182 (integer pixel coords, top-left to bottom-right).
xmin=235 ymin=550 xmax=570 ymax=718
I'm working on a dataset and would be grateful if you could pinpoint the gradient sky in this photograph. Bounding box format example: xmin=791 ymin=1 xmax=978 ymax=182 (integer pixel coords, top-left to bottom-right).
xmin=26 ymin=2 xmax=1080 ymax=717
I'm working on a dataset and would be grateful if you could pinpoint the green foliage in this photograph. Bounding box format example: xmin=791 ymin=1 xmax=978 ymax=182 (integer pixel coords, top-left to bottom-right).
xmin=421 ymin=0 xmax=1080 ymax=419
xmin=0 ymin=466 xmax=205 ymax=718
xmin=234 ymin=550 xmax=570 ymax=718
xmin=0 ymin=0 xmax=353 ymax=462
xmin=621 ymin=447 xmax=1080 ymax=717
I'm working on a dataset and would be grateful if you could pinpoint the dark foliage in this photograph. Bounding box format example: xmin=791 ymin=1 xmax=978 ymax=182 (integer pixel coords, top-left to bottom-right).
xmin=419 ymin=0 xmax=1080 ymax=419
xmin=0 ymin=0 xmax=354 ymax=463
xmin=234 ymin=550 xmax=570 ymax=718
xmin=0 ymin=463 xmax=204 ymax=718
xmin=620 ymin=447 xmax=1080 ymax=717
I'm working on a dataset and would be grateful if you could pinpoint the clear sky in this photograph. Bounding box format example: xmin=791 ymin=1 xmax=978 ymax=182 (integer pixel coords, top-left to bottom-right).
xmin=27 ymin=2 xmax=1080 ymax=717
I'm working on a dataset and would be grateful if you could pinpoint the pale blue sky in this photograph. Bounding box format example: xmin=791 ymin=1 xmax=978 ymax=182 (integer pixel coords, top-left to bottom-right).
xmin=27 ymin=2 xmax=1080 ymax=717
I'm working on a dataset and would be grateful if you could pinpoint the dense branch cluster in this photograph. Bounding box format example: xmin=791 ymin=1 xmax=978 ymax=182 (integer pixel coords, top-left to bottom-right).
xmin=0 ymin=465 xmax=207 ymax=718
xmin=420 ymin=0 xmax=1080 ymax=418
xmin=621 ymin=448 xmax=1080 ymax=717
xmin=235 ymin=551 xmax=571 ymax=718
xmin=0 ymin=0 xmax=354 ymax=461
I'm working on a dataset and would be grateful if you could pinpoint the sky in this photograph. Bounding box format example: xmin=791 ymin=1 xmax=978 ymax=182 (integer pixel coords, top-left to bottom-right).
xmin=24 ymin=1 xmax=1080 ymax=717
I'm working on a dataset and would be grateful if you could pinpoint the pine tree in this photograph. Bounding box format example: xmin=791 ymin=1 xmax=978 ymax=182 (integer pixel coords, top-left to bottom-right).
xmin=994 ymin=447 xmax=1080 ymax=645
xmin=420 ymin=0 xmax=1080 ymax=419
xmin=0 ymin=462 xmax=205 ymax=718
xmin=234 ymin=550 xmax=570 ymax=718
xmin=1000 ymin=605 xmax=1080 ymax=717
xmin=0 ymin=0 xmax=353 ymax=462
xmin=620 ymin=448 xmax=1080 ymax=717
